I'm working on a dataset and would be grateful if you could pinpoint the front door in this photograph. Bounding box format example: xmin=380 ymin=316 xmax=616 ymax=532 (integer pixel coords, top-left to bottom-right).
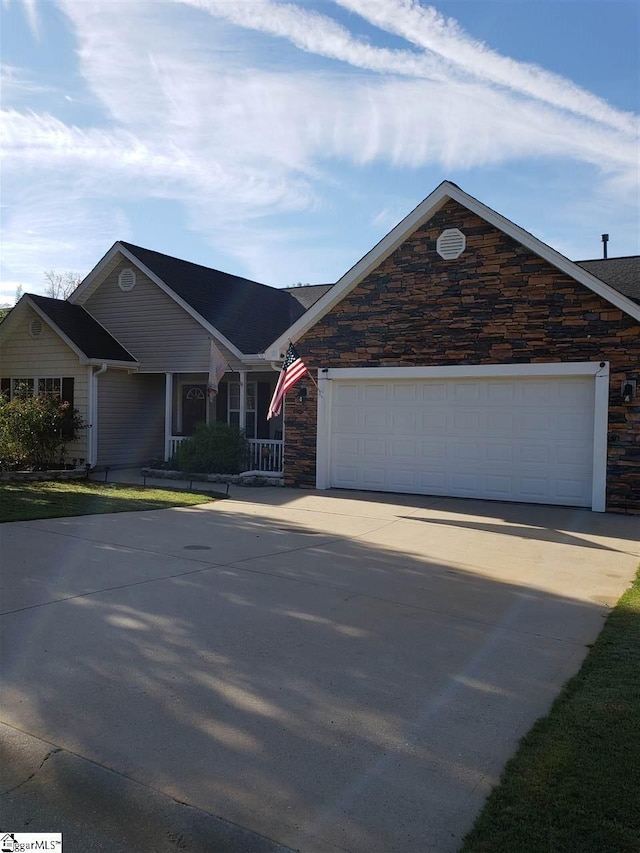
xmin=182 ymin=385 xmax=206 ymax=435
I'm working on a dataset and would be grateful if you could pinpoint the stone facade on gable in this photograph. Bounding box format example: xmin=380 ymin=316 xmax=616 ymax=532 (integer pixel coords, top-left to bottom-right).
xmin=283 ymin=199 xmax=640 ymax=514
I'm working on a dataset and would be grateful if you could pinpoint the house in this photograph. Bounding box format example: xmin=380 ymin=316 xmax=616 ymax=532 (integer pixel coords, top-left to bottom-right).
xmin=1 ymin=182 xmax=638 ymax=512
xmin=0 ymin=241 xmax=317 ymax=471
xmin=264 ymin=182 xmax=639 ymax=514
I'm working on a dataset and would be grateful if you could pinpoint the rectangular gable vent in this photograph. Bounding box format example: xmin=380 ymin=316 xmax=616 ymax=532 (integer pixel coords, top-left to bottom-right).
xmin=436 ymin=228 xmax=466 ymax=260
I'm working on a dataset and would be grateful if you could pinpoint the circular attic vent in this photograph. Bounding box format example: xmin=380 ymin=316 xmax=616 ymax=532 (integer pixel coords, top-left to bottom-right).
xmin=29 ymin=318 xmax=43 ymax=338
xmin=118 ymin=268 xmax=136 ymax=291
xmin=436 ymin=228 xmax=466 ymax=260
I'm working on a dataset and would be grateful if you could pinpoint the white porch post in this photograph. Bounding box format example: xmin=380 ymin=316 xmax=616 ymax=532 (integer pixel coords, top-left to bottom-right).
xmin=164 ymin=372 xmax=173 ymax=461
xmin=239 ymin=370 xmax=247 ymax=435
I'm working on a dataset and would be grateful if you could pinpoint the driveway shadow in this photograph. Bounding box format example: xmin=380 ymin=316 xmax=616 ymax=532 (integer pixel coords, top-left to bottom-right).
xmin=1 ymin=500 xmax=637 ymax=853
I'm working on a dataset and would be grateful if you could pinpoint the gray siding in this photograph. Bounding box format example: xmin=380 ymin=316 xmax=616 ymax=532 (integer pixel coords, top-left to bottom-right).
xmin=0 ymin=304 xmax=89 ymax=462
xmin=84 ymin=258 xmax=240 ymax=372
xmin=96 ymin=371 xmax=164 ymax=467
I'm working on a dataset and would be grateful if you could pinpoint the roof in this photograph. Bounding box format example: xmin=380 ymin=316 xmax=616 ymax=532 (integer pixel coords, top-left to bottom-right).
xmin=286 ymin=284 xmax=334 ymax=310
xmin=28 ymin=295 xmax=137 ymax=362
xmin=264 ymin=181 xmax=640 ymax=359
xmin=118 ymin=242 xmax=306 ymax=354
xmin=575 ymin=256 xmax=640 ymax=305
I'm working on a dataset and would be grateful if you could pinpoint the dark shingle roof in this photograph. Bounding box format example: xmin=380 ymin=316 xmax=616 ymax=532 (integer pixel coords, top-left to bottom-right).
xmin=575 ymin=256 xmax=640 ymax=304
xmin=286 ymin=284 xmax=334 ymax=310
xmin=120 ymin=242 xmax=306 ymax=353
xmin=29 ymin=295 xmax=137 ymax=362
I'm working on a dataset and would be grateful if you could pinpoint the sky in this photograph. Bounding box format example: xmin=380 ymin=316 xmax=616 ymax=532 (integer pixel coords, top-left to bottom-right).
xmin=1 ymin=0 xmax=638 ymax=304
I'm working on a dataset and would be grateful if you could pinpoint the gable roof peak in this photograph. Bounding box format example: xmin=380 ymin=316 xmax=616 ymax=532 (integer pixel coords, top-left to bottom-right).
xmin=264 ymin=181 xmax=639 ymax=358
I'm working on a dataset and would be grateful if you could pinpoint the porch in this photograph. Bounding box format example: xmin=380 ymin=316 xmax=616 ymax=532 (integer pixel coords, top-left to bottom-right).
xmin=163 ymin=370 xmax=284 ymax=473
xmin=168 ymin=435 xmax=283 ymax=474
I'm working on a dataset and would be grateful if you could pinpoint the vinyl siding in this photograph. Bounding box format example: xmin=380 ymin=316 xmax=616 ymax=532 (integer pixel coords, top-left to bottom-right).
xmin=0 ymin=305 xmax=89 ymax=461
xmin=96 ymin=371 xmax=164 ymax=467
xmin=85 ymin=258 xmax=240 ymax=372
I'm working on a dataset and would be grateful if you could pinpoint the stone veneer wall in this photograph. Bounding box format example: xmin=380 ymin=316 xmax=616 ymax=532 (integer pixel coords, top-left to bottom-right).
xmin=283 ymin=199 xmax=640 ymax=514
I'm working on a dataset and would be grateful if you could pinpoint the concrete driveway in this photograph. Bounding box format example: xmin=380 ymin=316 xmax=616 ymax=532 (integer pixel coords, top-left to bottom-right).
xmin=1 ymin=487 xmax=638 ymax=852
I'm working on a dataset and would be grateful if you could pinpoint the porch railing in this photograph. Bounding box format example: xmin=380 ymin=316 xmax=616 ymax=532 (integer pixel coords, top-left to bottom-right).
xmin=169 ymin=436 xmax=189 ymax=459
xmin=167 ymin=436 xmax=283 ymax=473
xmin=246 ymin=439 xmax=283 ymax=473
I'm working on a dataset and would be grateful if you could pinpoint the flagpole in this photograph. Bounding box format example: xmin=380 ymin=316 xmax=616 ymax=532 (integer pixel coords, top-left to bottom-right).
xmin=288 ymin=340 xmax=321 ymax=393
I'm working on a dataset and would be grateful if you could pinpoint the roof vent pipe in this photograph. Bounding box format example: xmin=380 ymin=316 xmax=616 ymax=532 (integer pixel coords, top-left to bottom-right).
xmin=601 ymin=233 xmax=609 ymax=259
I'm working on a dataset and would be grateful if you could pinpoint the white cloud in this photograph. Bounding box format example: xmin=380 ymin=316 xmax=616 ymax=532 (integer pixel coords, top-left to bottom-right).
xmin=2 ymin=0 xmax=637 ymax=292
xmin=335 ymin=0 xmax=638 ymax=136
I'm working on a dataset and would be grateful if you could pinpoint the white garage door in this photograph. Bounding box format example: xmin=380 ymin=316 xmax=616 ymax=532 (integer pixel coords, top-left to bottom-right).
xmin=328 ymin=375 xmax=596 ymax=507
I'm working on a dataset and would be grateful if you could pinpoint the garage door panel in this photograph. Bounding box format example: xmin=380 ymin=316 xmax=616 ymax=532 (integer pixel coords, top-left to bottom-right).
xmin=363 ymin=468 xmax=386 ymax=488
xmin=389 ymin=470 xmax=417 ymax=489
xmin=486 ymin=443 xmax=513 ymax=462
xmin=454 ymin=383 xmax=482 ymax=402
xmin=485 ymin=475 xmax=512 ymax=497
xmin=389 ymin=438 xmax=417 ymax=458
xmin=334 ymin=408 xmax=360 ymax=431
xmin=422 ymin=410 xmax=448 ymax=433
xmin=556 ymin=478 xmax=590 ymax=500
xmin=422 ymin=383 xmax=447 ymax=401
xmin=363 ymin=410 xmax=387 ymax=432
xmin=391 ymin=410 xmax=417 ymax=433
xmin=417 ymin=471 xmax=448 ymax=490
xmin=363 ymin=383 xmax=389 ymax=403
xmin=487 ymin=382 xmax=515 ymax=402
xmin=334 ymin=436 xmax=359 ymax=457
xmin=392 ymin=383 xmax=418 ymax=402
xmin=557 ymin=412 xmax=586 ymax=432
xmin=487 ymin=410 xmax=515 ymax=435
xmin=453 ymin=442 xmax=481 ymax=461
xmin=420 ymin=440 xmax=448 ymax=460
xmin=334 ymin=383 xmax=361 ymax=403
xmin=452 ymin=410 xmax=482 ymax=432
xmin=328 ymin=375 xmax=595 ymax=507
xmin=364 ymin=438 xmax=386 ymax=456
xmin=523 ymin=382 xmax=553 ymax=403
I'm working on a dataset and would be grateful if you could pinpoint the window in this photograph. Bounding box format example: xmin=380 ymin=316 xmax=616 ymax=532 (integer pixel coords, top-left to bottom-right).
xmin=38 ymin=377 xmax=62 ymax=397
xmin=11 ymin=378 xmax=35 ymax=399
xmin=8 ymin=378 xmax=63 ymax=399
xmin=228 ymin=381 xmax=257 ymax=437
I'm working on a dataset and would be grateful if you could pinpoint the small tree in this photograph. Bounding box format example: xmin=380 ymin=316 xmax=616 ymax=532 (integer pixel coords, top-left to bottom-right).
xmin=44 ymin=270 xmax=82 ymax=300
xmin=172 ymin=422 xmax=249 ymax=474
xmin=0 ymin=392 xmax=85 ymax=469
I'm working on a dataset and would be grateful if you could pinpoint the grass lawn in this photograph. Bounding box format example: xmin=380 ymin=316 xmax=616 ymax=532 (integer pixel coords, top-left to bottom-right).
xmin=462 ymin=566 xmax=640 ymax=853
xmin=0 ymin=479 xmax=220 ymax=522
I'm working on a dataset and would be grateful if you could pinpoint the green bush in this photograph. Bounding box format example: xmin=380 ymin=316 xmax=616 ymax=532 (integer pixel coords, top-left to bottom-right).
xmin=0 ymin=392 xmax=85 ymax=469
xmin=172 ymin=421 xmax=249 ymax=474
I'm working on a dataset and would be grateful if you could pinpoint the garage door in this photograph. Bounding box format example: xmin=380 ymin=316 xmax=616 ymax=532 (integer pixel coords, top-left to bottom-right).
xmin=328 ymin=375 xmax=596 ymax=507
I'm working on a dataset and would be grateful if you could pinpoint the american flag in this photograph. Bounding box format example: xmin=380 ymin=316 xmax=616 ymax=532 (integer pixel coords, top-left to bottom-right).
xmin=267 ymin=343 xmax=309 ymax=419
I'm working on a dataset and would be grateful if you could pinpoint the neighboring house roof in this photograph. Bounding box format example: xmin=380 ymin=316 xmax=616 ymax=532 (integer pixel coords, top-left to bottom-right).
xmin=265 ymin=181 xmax=640 ymax=359
xmin=575 ymin=256 xmax=640 ymax=305
xmin=22 ymin=295 xmax=137 ymax=364
xmin=117 ymin=242 xmax=306 ymax=354
xmin=286 ymin=284 xmax=334 ymax=310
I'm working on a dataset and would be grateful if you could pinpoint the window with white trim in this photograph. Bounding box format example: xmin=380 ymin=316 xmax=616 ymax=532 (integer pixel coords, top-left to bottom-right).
xmin=7 ymin=378 xmax=63 ymax=400
xmin=228 ymin=381 xmax=257 ymax=438
xmin=38 ymin=377 xmax=62 ymax=397
xmin=11 ymin=378 xmax=35 ymax=399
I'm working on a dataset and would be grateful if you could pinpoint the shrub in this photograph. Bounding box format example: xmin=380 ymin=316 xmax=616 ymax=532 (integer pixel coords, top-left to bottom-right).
xmin=172 ymin=421 xmax=249 ymax=474
xmin=0 ymin=392 xmax=85 ymax=469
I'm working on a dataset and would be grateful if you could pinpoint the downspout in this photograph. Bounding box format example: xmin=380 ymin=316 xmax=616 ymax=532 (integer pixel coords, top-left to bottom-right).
xmin=90 ymin=363 xmax=107 ymax=467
